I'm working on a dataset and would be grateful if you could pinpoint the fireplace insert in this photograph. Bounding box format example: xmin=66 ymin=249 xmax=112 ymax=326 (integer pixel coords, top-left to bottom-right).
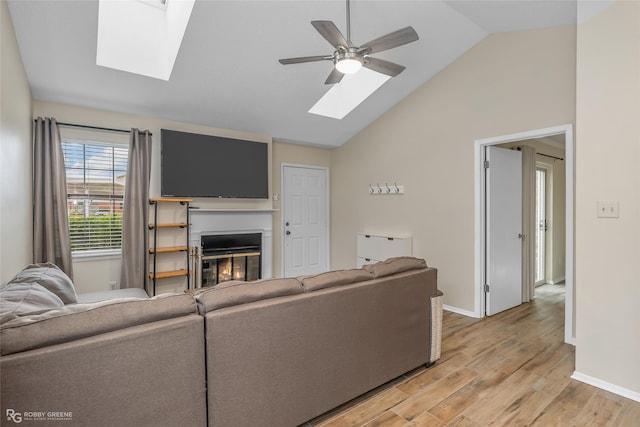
xmin=200 ymin=233 xmax=262 ymax=286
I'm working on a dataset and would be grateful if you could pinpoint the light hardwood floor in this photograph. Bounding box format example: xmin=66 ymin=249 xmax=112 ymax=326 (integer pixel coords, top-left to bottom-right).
xmin=305 ymin=284 xmax=640 ymax=426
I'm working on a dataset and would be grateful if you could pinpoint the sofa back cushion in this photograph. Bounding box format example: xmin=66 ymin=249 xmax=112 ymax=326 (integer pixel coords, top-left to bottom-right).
xmin=300 ymin=269 xmax=372 ymax=292
xmin=10 ymin=263 xmax=78 ymax=304
xmin=363 ymin=257 xmax=428 ymax=278
xmin=0 ymin=282 xmax=64 ymax=319
xmin=195 ymin=278 xmax=303 ymax=314
xmin=0 ymin=293 xmax=197 ymax=356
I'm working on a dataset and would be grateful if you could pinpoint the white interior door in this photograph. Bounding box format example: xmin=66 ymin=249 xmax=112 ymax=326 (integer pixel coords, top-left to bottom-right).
xmin=486 ymin=146 xmax=522 ymax=316
xmin=283 ymin=165 xmax=329 ymax=277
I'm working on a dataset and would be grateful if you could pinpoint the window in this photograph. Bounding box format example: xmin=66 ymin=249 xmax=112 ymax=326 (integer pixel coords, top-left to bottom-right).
xmin=62 ymin=140 xmax=129 ymax=253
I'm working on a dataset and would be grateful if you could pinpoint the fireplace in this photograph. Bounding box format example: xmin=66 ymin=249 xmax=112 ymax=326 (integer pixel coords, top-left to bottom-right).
xmin=200 ymin=233 xmax=262 ymax=286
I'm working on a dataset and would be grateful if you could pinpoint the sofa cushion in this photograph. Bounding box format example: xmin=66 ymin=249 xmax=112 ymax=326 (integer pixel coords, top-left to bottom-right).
xmin=77 ymin=288 xmax=149 ymax=303
xmin=0 ymin=293 xmax=197 ymax=356
xmin=300 ymin=269 xmax=373 ymax=292
xmin=195 ymin=278 xmax=303 ymax=314
xmin=10 ymin=263 xmax=78 ymax=304
xmin=363 ymin=257 xmax=428 ymax=278
xmin=0 ymin=281 xmax=64 ymax=318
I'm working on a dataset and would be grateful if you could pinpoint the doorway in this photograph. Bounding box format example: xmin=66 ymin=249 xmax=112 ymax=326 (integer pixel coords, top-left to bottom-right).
xmin=281 ymin=164 xmax=329 ymax=278
xmin=474 ymin=125 xmax=574 ymax=344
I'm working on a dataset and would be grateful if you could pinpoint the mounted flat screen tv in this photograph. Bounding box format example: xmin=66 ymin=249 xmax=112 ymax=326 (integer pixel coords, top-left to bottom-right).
xmin=161 ymin=129 xmax=269 ymax=199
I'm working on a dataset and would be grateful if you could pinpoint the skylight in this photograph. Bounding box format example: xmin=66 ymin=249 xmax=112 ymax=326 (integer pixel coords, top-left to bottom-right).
xmin=96 ymin=0 xmax=195 ymax=81
xmin=308 ymin=68 xmax=391 ymax=120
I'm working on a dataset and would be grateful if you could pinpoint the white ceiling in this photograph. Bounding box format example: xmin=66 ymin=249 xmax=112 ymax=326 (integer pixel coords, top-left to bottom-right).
xmin=7 ymin=1 xmax=577 ymax=147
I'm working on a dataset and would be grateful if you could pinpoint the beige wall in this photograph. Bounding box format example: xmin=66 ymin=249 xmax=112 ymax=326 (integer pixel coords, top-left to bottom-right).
xmin=1 ymin=1 xmax=33 ymax=284
xmin=271 ymin=142 xmax=332 ymax=277
xmin=575 ymin=0 xmax=640 ymax=395
xmin=330 ymin=26 xmax=576 ymax=312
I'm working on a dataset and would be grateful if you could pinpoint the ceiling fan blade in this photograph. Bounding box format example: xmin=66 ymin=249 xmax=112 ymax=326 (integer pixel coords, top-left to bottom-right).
xmin=358 ymin=26 xmax=419 ymax=55
xmin=363 ymin=57 xmax=406 ymax=77
xmin=325 ymin=68 xmax=344 ymax=85
xmin=279 ymin=55 xmax=331 ymax=65
xmin=312 ymin=20 xmax=349 ymax=49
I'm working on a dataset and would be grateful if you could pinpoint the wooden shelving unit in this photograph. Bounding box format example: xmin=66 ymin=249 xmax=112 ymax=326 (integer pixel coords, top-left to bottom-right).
xmin=148 ymin=198 xmax=192 ymax=295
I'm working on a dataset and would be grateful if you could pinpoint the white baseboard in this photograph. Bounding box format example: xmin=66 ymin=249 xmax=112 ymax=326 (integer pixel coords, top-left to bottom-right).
xmin=571 ymin=371 xmax=640 ymax=403
xmin=550 ymin=275 xmax=566 ymax=285
xmin=443 ymin=304 xmax=481 ymax=318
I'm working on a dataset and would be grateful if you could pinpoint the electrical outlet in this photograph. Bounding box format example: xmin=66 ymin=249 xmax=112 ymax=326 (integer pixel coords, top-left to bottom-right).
xmin=109 ymin=282 xmax=117 ymax=290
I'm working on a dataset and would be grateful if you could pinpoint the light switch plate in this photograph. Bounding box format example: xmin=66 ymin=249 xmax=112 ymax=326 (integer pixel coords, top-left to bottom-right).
xmin=597 ymin=201 xmax=619 ymax=218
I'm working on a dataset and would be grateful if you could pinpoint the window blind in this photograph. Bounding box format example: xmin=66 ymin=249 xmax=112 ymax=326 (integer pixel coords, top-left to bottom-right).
xmin=62 ymin=140 xmax=128 ymax=252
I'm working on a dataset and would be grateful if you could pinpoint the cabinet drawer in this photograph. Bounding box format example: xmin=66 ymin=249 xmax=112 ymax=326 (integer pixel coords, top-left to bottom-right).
xmin=356 ymin=234 xmax=380 ymax=260
xmin=356 ymin=234 xmax=412 ymax=267
xmin=378 ymin=237 xmax=411 ymax=261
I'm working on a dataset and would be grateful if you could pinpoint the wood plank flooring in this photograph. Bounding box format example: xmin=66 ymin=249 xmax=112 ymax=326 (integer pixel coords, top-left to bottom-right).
xmin=304 ymin=284 xmax=640 ymax=426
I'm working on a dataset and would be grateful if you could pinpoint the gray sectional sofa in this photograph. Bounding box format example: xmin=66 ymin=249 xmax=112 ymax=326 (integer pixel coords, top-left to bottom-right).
xmin=0 ymin=257 xmax=442 ymax=427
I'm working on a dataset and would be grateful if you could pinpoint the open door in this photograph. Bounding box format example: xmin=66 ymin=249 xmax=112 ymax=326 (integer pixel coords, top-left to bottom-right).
xmin=485 ymin=146 xmax=522 ymax=315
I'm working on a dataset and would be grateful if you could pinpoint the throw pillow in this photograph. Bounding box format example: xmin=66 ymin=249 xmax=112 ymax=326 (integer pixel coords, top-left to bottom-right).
xmin=10 ymin=263 xmax=78 ymax=304
xmin=0 ymin=281 xmax=64 ymax=320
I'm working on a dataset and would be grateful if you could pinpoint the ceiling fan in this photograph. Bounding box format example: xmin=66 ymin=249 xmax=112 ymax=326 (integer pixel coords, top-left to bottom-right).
xmin=279 ymin=0 xmax=419 ymax=85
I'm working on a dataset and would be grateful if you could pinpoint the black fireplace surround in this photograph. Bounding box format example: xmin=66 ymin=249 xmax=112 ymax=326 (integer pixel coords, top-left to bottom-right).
xmin=201 ymin=233 xmax=262 ymax=286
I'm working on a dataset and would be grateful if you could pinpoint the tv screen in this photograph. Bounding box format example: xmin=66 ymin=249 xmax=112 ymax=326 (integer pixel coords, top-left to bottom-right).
xmin=161 ymin=129 xmax=269 ymax=198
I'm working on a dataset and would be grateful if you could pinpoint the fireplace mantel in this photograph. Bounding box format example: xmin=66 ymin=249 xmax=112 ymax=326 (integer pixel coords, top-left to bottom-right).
xmin=189 ymin=209 xmax=274 ymax=281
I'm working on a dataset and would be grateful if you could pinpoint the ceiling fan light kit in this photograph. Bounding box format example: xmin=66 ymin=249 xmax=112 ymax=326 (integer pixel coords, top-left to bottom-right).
xmin=279 ymin=0 xmax=419 ymax=85
xmin=335 ymin=50 xmax=363 ymax=74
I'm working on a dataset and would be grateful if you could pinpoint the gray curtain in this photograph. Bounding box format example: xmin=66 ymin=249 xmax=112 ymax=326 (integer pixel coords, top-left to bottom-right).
xmin=33 ymin=117 xmax=74 ymax=278
xmin=520 ymin=145 xmax=537 ymax=302
xmin=120 ymin=129 xmax=152 ymax=291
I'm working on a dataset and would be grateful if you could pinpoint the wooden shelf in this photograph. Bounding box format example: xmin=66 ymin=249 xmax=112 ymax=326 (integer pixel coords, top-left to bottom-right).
xmin=148 ymin=223 xmax=188 ymax=229
xmin=149 ymin=246 xmax=188 ymax=254
xmin=149 ymin=198 xmax=193 ymax=203
xmin=149 ymin=269 xmax=191 ymax=280
xmin=149 ymin=198 xmax=191 ymax=295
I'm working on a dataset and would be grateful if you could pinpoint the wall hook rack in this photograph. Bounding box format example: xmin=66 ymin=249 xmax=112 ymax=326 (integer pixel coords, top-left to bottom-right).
xmin=368 ymin=182 xmax=405 ymax=195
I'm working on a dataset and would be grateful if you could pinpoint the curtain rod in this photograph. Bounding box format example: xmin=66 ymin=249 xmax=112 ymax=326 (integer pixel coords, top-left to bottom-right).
xmin=516 ymin=146 xmax=564 ymax=161
xmin=33 ymin=119 xmax=152 ymax=136
xmin=537 ymin=152 xmax=564 ymax=161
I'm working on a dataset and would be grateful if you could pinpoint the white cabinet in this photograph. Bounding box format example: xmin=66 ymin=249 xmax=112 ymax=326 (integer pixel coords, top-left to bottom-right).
xmin=356 ymin=234 xmax=412 ymax=268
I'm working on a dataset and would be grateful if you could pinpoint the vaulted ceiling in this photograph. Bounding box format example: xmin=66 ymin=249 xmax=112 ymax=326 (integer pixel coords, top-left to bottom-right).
xmin=8 ymin=1 xmax=577 ymax=147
